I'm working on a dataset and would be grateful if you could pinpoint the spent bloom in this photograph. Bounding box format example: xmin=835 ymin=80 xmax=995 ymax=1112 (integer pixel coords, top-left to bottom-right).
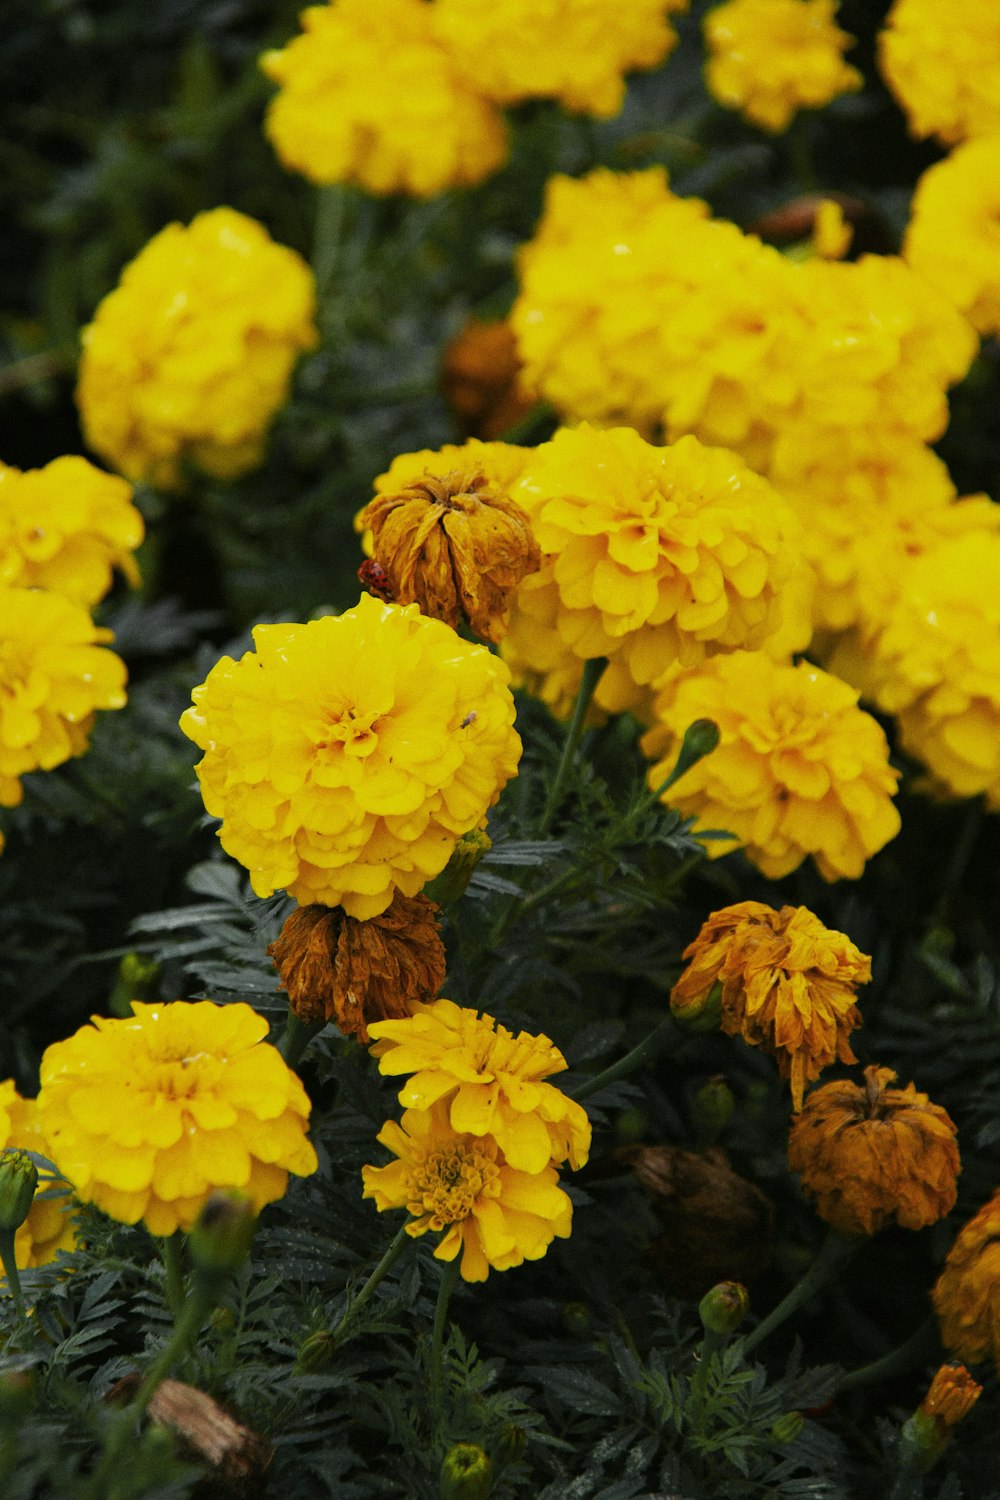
xmin=670 ymin=902 xmax=870 ymax=1111
xmin=787 ymin=1065 xmax=960 ymax=1237
xmin=362 ymin=1098 xmax=573 ymax=1282
xmin=933 ymin=1190 xmax=1000 ymax=1372
xmin=440 ymin=318 xmax=537 ymax=441
xmin=904 ymin=137 xmax=1000 ymax=338
xmin=0 ymin=457 xmax=142 ymax=605
xmin=703 ymin=0 xmax=862 ymax=134
xmin=77 ymin=208 xmax=317 ymax=490
xmin=879 ymin=0 xmax=1000 ymax=143
xmin=0 ymin=1082 xmax=78 ymax=1285
xmin=261 ymin=0 xmax=508 ymax=196
xmin=641 ymin=652 xmax=901 ymax=882
xmin=369 ymin=998 xmax=591 ymax=1173
xmin=179 ymin=594 xmax=521 ymax=920
xmin=36 ymin=1002 xmax=317 ymax=1237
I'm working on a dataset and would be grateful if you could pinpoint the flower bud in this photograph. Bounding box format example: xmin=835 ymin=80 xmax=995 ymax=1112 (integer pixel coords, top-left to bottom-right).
xmin=0 ymin=1149 xmax=38 ymax=1233
xmin=494 ymin=1423 xmax=526 ymax=1468
xmin=439 ymin=1442 xmax=494 ymax=1500
xmin=187 ymin=1191 xmax=255 ymax=1278
xmin=561 ymin=1301 xmax=592 ymax=1337
xmin=770 ymin=1412 xmax=804 ymax=1445
xmin=699 ymin=1280 xmax=750 ymax=1336
xmin=900 ymin=1363 xmax=982 ymax=1472
xmin=296 ymin=1329 xmax=337 ymax=1374
xmin=654 ymin=718 xmax=720 ymax=796
xmin=424 ymin=828 xmax=493 ymax=905
xmin=107 ymin=952 xmax=162 ymax=1017
xmin=672 ymin=979 xmax=724 ymax=1034
xmin=691 ymin=1076 xmax=735 ymax=1148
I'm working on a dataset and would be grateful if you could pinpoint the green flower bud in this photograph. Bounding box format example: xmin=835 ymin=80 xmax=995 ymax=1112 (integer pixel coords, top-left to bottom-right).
xmin=770 ymin=1412 xmax=804 ymax=1445
xmin=0 ymin=1150 xmax=38 ymax=1233
xmin=107 ymin=952 xmax=162 ymax=1016
xmin=698 ymin=1280 xmax=750 ymax=1336
xmin=0 ymin=1369 xmax=35 ymax=1422
xmin=615 ymin=1106 xmax=647 ymax=1145
xmin=495 ymin=1423 xmax=526 ymax=1468
xmin=440 ymin=1442 xmax=493 ymax=1500
xmin=672 ymin=978 xmax=724 ymax=1034
xmin=691 ymin=1075 xmax=735 ymax=1147
xmin=296 ymin=1329 xmax=337 ymax=1374
xmin=560 ymin=1301 xmax=592 ymax=1336
xmin=424 ymin=828 xmax=493 ymax=905
xmin=187 ymin=1191 xmax=255 ymax=1277
xmin=652 ymin=718 xmax=721 ymax=800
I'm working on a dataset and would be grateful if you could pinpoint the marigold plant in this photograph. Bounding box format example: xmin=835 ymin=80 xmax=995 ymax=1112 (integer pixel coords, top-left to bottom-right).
xmin=879 ymin=0 xmax=1000 ymax=143
xmin=933 ymin=1190 xmax=1000 ymax=1372
xmin=904 ymin=137 xmax=1000 ymax=339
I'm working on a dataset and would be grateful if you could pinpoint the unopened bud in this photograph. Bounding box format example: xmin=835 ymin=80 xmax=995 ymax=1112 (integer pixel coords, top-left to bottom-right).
xmin=440 ymin=1441 xmax=493 ymax=1500
xmin=653 ymin=719 xmax=720 ymax=800
xmin=108 ymin=952 xmax=162 ymax=1016
xmin=561 ymin=1301 xmax=591 ymax=1337
xmin=672 ymin=979 xmax=723 ymax=1034
xmin=187 ymin=1191 xmax=255 ymax=1277
xmin=901 ymin=1363 xmax=983 ymax=1472
xmin=0 ymin=1149 xmax=38 ymax=1233
xmin=691 ymin=1076 xmax=735 ymax=1147
xmin=495 ymin=1423 xmax=526 ymax=1468
xmin=424 ymin=829 xmax=493 ymax=905
xmin=296 ymin=1329 xmax=337 ymax=1374
xmin=770 ymin=1412 xmax=804 ymax=1445
xmin=615 ymin=1107 xmax=647 ymax=1145
xmin=699 ymin=1280 xmax=750 ymax=1336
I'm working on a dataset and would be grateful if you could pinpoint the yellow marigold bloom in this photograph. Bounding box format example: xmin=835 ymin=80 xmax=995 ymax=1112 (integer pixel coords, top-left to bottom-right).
xmin=362 ymin=1098 xmax=573 ymax=1282
xmin=671 ymin=902 xmax=869 ymax=1111
xmin=904 ymin=137 xmax=1000 ymax=338
xmin=261 ymin=0 xmax=508 ymax=196
xmin=879 ymin=0 xmax=1000 ymax=144
xmin=374 ymin=439 xmax=532 ymax=505
xmin=0 ymin=1084 xmax=78 ymax=1284
xmin=77 ymin=208 xmax=318 ymax=490
xmin=369 ymin=998 xmax=591 ymax=1173
xmin=0 ymin=457 xmax=142 ymax=605
xmin=934 ymin=1190 xmax=1000 ymax=1371
xmin=179 ymin=594 xmax=521 ymax=921
xmin=787 ymin=1065 xmax=960 ymax=1236
xmin=704 ymin=0 xmax=861 ymax=134
xmin=36 ymin=1001 xmax=318 ymax=1237
xmin=0 ymin=586 xmax=127 ymax=810
xmin=432 ymin=0 xmax=688 ymax=118
xmin=641 ymin=652 xmax=901 ymax=882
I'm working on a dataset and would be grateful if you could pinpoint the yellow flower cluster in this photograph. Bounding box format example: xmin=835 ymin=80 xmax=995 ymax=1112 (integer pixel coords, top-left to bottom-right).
xmin=180 ymin=594 xmax=521 ymax=921
xmin=363 ymin=999 xmax=589 ymax=1280
xmin=904 ymin=138 xmax=1000 ymax=338
xmin=641 ymin=652 xmax=901 ymax=881
xmin=0 ymin=456 xmax=142 ymax=605
xmin=77 ymin=208 xmax=318 ymax=490
xmin=0 ymin=1081 xmax=78 ymax=1284
xmin=934 ymin=1190 xmax=1000 ymax=1372
xmin=879 ymin=0 xmax=1000 ymax=143
xmin=703 ymin=0 xmax=862 ymax=134
xmin=37 ymin=1001 xmax=317 ymax=1237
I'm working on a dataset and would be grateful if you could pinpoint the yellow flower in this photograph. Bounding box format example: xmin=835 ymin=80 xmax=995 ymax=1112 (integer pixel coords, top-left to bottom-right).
xmin=0 ymin=1084 xmax=78 ymax=1283
xmin=811 ymin=198 xmax=853 ymax=259
xmin=904 ymin=137 xmax=1000 ymax=338
xmin=787 ymin=1065 xmax=960 ymax=1236
xmin=704 ymin=0 xmax=861 ymax=134
xmin=0 ymin=586 xmax=127 ymax=810
xmin=261 ymin=0 xmax=508 ymax=196
xmin=642 ymin=652 xmax=901 ymax=881
xmin=432 ymin=0 xmax=688 ymax=117
xmin=368 ymin=998 xmax=591 ymax=1173
xmin=77 ymin=208 xmax=317 ymax=490
xmin=0 ymin=457 xmax=143 ymax=605
xmin=362 ymin=1098 xmax=573 ymax=1282
xmin=670 ymin=902 xmax=869 ymax=1111
xmin=36 ymin=1001 xmax=317 ymax=1237
xmin=374 ymin=439 xmax=533 ymax=503
xmin=933 ymin=1190 xmax=1000 ymax=1371
xmin=179 ymin=594 xmax=521 ymax=921
xmin=879 ymin=0 xmax=1000 ymax=144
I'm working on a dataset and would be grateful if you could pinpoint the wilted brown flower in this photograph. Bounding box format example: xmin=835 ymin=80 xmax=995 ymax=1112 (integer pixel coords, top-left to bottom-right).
xmin=440 ymin=317 xmax=537 ymax=440
xmin=933 ymin=1189 xmax=1000 ymax=1372
xmin=267 ymin=893 xmax=446 ymax=1043
xmin=357 ymin=467 xmax=541 ymax=643
xmin=787 ymin=1065 xmax=960 ymax=1237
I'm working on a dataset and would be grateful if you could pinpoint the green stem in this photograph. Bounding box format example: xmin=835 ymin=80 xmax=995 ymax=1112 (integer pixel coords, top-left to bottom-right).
xmin=429 ymin=1254 xmax=462 ymax=1433
xmin=688 ymin=1327 xmax=726 ymax=1430
xmin=312 ymin=184 xmax=349 ymax=295
xmin=629 ymin=719 xmax=721 ymax=827
xmin=279 ymin=1012 xmax=325 ymax=1069
xmin=334 ymin=1223 xmax=412 ymax=1338
xmin=742 ymin=1231 xmax=858 ymax=1355
xmin=786 ymin=117 xmax=818 ymax=192
xmin=538 ymin=657 xmax=607 ymax=836
xmin=498 ymin=399 xmax=554 ymax=444
xmin=160 ymin=1233 xmax=186 ymax=1320
xmin=839 ymin=1317 xmax=940 ymax=1394
xmin=0 ymin=1229 xmax=26 ymax=1319
xmin=571 ymin=1014 xmax=681 ymax=1103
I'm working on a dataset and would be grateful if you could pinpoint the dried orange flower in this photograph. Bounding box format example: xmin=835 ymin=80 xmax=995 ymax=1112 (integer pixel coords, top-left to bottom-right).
xmin=357 ymin=468 xmax=541 ymax=643
xmin=902 ymin=1363 xmax=983 ymax=1472
xmin=788 ymin=1065 xmax=960 ymax=1236
xmin=933 ymin=1189 xmax=1000 ymax=1371
xmin=440 ymin=319 xmax=537 ymax=440
xmin=671 ymin=902 xmax=869 ymax=1110
xmin=267 ymin=892 xmax=446 ymax=1044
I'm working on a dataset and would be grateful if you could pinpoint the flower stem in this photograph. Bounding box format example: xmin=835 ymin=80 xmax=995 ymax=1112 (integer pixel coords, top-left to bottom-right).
xmin=429 ymin=1254 xmax=462 ymax=1433
xmin=538 ymin=657 xmax=607 ymax=836
xmin=160 ymin=1232 xmax=186 ymax=1320
xmin=0 ymin=1229 xmax=26 ymax=1319
xmin=839 ymin=1316 xmax=940 ymax=1393
xmin=570 ymin=1014 xmax=681 ymax=1102
xmin=312 ymin=184 xmax=349 ymax=295
xmin=688 ymin=1327 xmax=726 ymax=1430
xmin=279 ymin=1012 xmax=325 ymax=1069
xmin=741 ymin=1230 xmax=858 ymax=1355
xmin=334 ymin=1223 xmax=412 ymax=1339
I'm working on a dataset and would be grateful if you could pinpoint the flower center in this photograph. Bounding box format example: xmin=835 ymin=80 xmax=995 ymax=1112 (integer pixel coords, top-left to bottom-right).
xmin=313 ymin=704 xmax=383 ymax=760
xmin=406 ymin=1140 xmax=500 ymax=1227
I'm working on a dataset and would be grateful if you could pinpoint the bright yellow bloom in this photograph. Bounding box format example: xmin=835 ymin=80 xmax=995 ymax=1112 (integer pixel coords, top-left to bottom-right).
xmin=77 ymin=208 xmax=317 ymax=490
xmin=261 ymin=0 xmax=508 ymax=196
xmin=0 ymin=586 xmax=127 ymax=810
xmin=180 ymin=594 xmax=521 ymax=920
xmin=641 ymin=652 xmax=901 ymax=881
xmin=704 ymin=0 xmax=861 ymax=134
xmin=433 ymin=0 xmax=688 ymax=117
xmin=671 ymin=902 xmax=869 ymax=1111
xmin=0 ymin=457 xmax=142 ymax=605
xmin=811 ymin=198 xmax=853 ymax=259
xmin=36 ymin=1002 xmax=317 ymax=1237
xmin=362 ymin=1098 xmax=573 ymax=1282
xmin=369 ymin=998 xmax=591 ymax=1173
xmin=787 ymin=1065 xmax=960 ymax=1236
xmin=904 ymin=138 xmax=1000 ymax=338
xmin=934 ymin=1190 xmax=1000 ymax=1371
xmin=879 ymin=0 xmax=1000 ymax=144
xmin=0 ymin=1084 xmax=78 ymax=1284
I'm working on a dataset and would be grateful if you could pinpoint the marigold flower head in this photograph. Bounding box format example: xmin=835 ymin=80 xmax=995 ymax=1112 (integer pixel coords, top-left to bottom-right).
xmin=362 ymin=1097 xmax=573 ymax=1282
xmin=0 ymin=586 xmax=127 ymax=810
xmin=642 ymin=652 xmax=901 ymax=882
xmin=180 ymin=594 xmax=521 ymax=920
xmin=0 ymin=457 xmax=142 ymax=605
xmin=368 ymin=998 xmax=591 ymax=1173
xmin=933 ymin=1190 xmax=1000 ymax=1371
xmin=432 ymin=0 xmax=688 ymax=117
xmin=267 ymin=891 xmax=446 ymax=1043
xmin=261 ymin=0 xmax=508 ymax=196
xmin=440 ymin=319 xmax=537 ymax=441
xmin=904 ymin=138 xmax=1000 ymax=338
xmin=703 ymin=0 xmax=861 ymax=134
xmin=77 ymin=208 xmax=318 ymax=489
xmin=914 ymin=1363 xmax=983 ymax=1437
xmin=374 ymin=440 xmax=533 ymax=507
xmin=0 ymin=1083 xmax=78 ymax=1284
xmin=787 ymin=1065 xmax=960 ymax=1236
xmin=879 ymin=0 xmax=1000 ymax=143
xmin=36 ymin=1001 xmax=317 ymax=1237
xmin=671 ymin=902 xmax=869 ymax=1111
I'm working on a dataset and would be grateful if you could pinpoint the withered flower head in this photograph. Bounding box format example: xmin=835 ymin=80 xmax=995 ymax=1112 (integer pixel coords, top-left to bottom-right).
xmin=787 ymin=1065 xmax=960 ymax=1237
xmin=267 ymin=892 xmax=446 ymax=1044
xmin=933 ymin=1188 xmax=1000 ymax=1372
xmin=357 ymin=466 xmax=541 ymax=643
xmin=440 ymin=317 xmax=537 ymax=440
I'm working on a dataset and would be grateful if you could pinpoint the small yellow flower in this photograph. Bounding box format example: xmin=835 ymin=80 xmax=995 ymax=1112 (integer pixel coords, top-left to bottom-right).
xmin=933 ymin=1190 xmax=1000 ymax=1372
xmin=0 ymin=1083 xmax=78 ymax=1285
xmin=704 ymin=0 xmax=861 ymax=134
xmin=362 ymin=1098 xmax=573 ymax=1282
xmin=787 ymin=1065 xmax=960 ymax=1237
xmin=36 ymin=1001 xmax=318 ymax=1237
xmin=879 ymin=0 xmax=1000 ymax=144
xmin=369 ymin=998 xmax=591 ymax=1173
xmin=904 ymin=137 xmax=1000 ymax=337
xmin=671 ymin=902 xmax=870 ymax=1111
